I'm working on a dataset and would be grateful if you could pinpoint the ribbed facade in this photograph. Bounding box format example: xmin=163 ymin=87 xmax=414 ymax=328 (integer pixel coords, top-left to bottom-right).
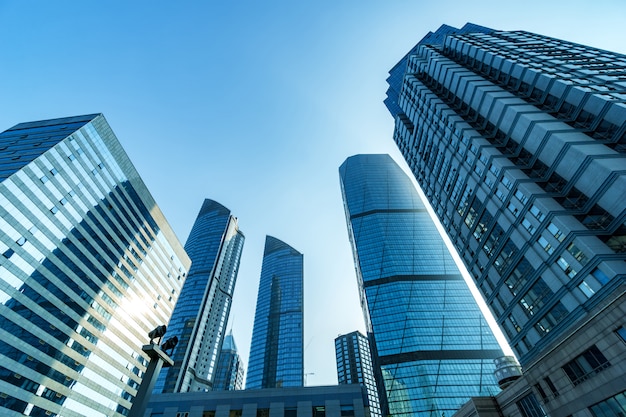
xmin=155 ymin=199 xmax=244 ymax=393
xmin=339 ymin=154 xmax=503 ymax=417
xmin=212 ymin=332 xmax=244 ymax=391
xmin=246 ymin=236 xmax=303 ymax=389
xmin=0 ymin=114 xmax=190 ymax=416
xmin=335 ymin=331 xmax=381 ymax=417
xmin=387 ymin=23 xmax=626 ymax=416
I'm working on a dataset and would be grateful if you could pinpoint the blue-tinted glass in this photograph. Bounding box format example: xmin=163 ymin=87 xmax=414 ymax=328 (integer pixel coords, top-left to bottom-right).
xmin=340 ymin=154 xmax=502 ymax=417
xmin=247 ymin=236 xmax=303 ymax=389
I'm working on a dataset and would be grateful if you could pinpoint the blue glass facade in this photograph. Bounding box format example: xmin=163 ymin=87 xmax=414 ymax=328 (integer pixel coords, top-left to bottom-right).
xmin=0 ymin=114 xmax=190 ymax=416
xmin=155 ymin=199 xmax=244 ymax=393
xmin=339 ymin=154 xmax=502 ymax=417
xmin=212 ymin=332 xmax=244 ymax=391
xmin=246 ymin=236 xmax=303 ymax=389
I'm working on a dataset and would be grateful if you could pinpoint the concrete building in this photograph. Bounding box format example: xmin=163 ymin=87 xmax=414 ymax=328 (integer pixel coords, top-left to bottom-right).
xmin=385 ymin=23 xmax=626 ymax=416
xmin=0 ymin=114 xmax=190 ymax=416
xmin=145 ymin=384 xmax=370 ymax=417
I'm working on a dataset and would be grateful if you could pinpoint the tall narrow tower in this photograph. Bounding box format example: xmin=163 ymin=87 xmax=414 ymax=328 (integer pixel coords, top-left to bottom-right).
xmin=155 ymin=199 xmax=244 ymax=393
xmin=0 ymin=114 xmax=190 ymax=416
xmin=385 ymin=23 xmax=626 ymax=415
xmin=339 ymin=154 xmax=503 ymax=417
xmin=335 ymin=331 xmax=382 ymax=417
xmin=246 ymin=236 xmax=304 ymax=389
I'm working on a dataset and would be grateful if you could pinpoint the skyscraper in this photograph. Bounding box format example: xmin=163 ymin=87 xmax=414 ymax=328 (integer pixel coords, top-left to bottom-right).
xmin=156 ymin=199 xmax=244 ymax=393
xmin=246 ymin=235 xmax=304 ymax=389
xmin=0 ymin=114 xmax=190 ymax=416
xmin=386 ymin=23 xmax=626 ymax=416
xmin=335 ymin=331 xmax=381 ymax=417
xmin=212 ymin=331 xmax=245 ymax=391
xmin=339 ymin=154 xmax=503 ymax=417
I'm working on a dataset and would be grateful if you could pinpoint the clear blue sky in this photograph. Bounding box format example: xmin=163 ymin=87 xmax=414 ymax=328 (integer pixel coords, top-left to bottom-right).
xmin=2 ymin=0 xmax=625 ymax=387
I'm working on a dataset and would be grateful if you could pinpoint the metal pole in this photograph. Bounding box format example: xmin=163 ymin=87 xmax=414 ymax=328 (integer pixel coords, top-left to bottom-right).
xmin=128 ymin=344 xmax=174 ymax=417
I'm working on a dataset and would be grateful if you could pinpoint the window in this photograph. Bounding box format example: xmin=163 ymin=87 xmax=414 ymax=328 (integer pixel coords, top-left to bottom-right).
xmin=591 ymin=268 xmax=610 ymax=285
xmin=457 ymin=185 xmax=473 ymax=215
xmin=520 ymin=279 xmax=553 ymax=317
xmin=547 ymin=222 xmax=565 ymax=242
xmin=567 ymin=242 xmax=588 ymax=264
xmin=589 ymin=390 xmax=626 ymax=417
xmin=522 ymin=218 xmax=536 ymax=234
xmin=544 ymin=376 xmax=559 ymax=398
xmin=465 ymin=205 xmax=479 ymax=228
xmin=562 ymin=345 xmax=611 ymax=386
xmin=508 ymin=202 xmax=520 ymax=217
xmin=534 ymin=383 xmax=548 ymax=401
xmin=578 ymin=280 xmax=595 ymax=298
xmin=556 ymin=257 xmax=577 ymax=278
xmin=495 ymin=188 xmax=506 ymax=202
xmin=530 ymin=205 xmax=546 ymax=221
xmin=515 ymin=189 xmax=529 ymax=204
xmin=313 ymin=406 xmax=326 ymax=417
xmin=502 ymin=176 xmax=513 ymax=189
xmin=537 ymin=236 xmax=554 ymax=255
xmin=535 ymin=302 xmax=568 ymax=335
xmin=494 ymin=239 xmax=518 ymax=273
xmin=509 ymin=314 xmax=521 ymax=333
xmin=40 ymin=175 xmax=49 ymax=183
xmin=516 ymin=393 xmax=547 ymax=417
xmin=506 ymin=258 xmax=535 ymax=296
xmin=483 ymin=224 xmax=504 ymax=257
xmin=615 ymin=327 xmax=626 ymax=343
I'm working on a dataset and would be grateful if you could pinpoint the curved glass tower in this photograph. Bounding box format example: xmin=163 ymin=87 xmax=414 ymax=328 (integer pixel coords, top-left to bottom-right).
xmin=155 ymin=199 xmax=244 ymax=393
xmin=339 ymin=154 xmax=502 ymax=417
xmin=0 ymin=114 xmax=190 ymax=416
xmin=246 ymin=236 xmax=303 ymax=389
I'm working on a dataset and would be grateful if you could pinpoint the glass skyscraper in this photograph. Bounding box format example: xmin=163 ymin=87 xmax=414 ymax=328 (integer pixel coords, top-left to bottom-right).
xmin=212 ymin=331 xmax=244 ymax=391
xmin=0 ymin=114 xmax=190 ymax=416
xmin=335 ymin=331 xmax=381 ymax=417
xmin=385 ymin=23 xmax=626 ymax=416
xmin=246 ymin=236 xmax=303 ymax=389
xmin=155 ymin=199 xmax=244 ymax=393
xmin=339 ymin=154 xmax=503 ymax=417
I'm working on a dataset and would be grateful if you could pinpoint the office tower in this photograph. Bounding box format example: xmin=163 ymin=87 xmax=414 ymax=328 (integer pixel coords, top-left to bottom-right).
xmin=0 ymin=114 xmax=190 ymax=416
xmin=335 ymin=331 xmax=382 ymax=417
xmin=246 ymin=236 xmax=303 ymax=389
xmin=386 ymin=23 xmax=626 ymax=416
xmin=339 ymin=154 xmax=503 ymax=417
xmin=212 ymin=331 xmax=244 ymax=391
xmin=156 ymin=199 xmax=245 ymax=393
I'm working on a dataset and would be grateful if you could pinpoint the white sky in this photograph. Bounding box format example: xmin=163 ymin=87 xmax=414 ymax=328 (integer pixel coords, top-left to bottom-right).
xmin=1 ymin=0 xmax=625 ymax=387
